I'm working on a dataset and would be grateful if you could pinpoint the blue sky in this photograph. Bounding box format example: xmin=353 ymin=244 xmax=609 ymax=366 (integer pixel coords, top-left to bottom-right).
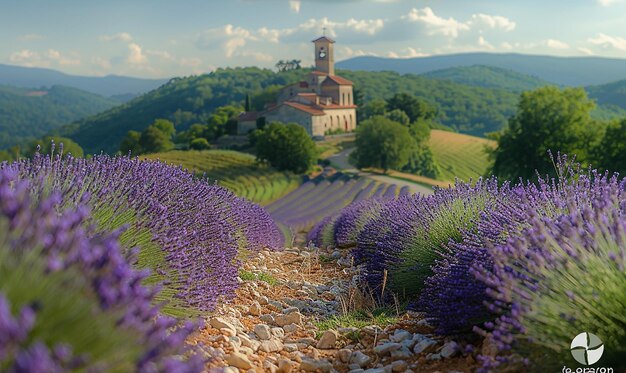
xmin=2 ymin=0 xmax=626 ymax=78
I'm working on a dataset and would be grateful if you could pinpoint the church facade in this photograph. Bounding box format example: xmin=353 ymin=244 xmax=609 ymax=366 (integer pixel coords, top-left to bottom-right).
xmin=237 ymin=36 xmax=357 ymax=137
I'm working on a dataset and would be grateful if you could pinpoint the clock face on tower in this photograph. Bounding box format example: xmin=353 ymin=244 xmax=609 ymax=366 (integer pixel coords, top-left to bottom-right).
xmin=318 ymin=48 xmax=326 ymax=59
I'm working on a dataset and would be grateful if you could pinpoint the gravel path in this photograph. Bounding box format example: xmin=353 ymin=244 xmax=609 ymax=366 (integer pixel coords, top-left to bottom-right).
xmin=189 ymin=244 xmax=482 ymax=372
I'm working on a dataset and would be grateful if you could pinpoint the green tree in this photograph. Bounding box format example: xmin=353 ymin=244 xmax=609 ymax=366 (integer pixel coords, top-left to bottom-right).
xmin=28 ymin=136 xmax=84 ymax=158
xmin=386 ymin=93 xmax=438 ymax=123
xmin=151 ymin=119 xmax=176 ymax=137
xmin=189 ymin=138 xmax=211 ymax=150
xmin=139 ymin=126 xmax=174 ymax=154
xmin=206 ymin=105 xmax=243 ymax=140
xmin=490 ymin=86 xmax=597 ymax=181
xmin=359 ymin=99 xmax=386 ymax=121
xmin=120 ymin=130 xmax=142 ymax=155
xmin=351 ymin=116 xmax=417 ymax=172
xmin=385 ymin=109 xmax=410 ymax=126
xmin=593 ymin=118 xmax=626 ymax=175
xmin=255 ymin=123 xmax=317 ymax=173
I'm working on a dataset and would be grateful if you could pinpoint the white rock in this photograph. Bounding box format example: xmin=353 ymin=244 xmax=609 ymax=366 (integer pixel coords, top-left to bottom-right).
xmin=316 ymin=330 xmax=338 ymax=349
xmin=337 ymin=348 xmax=352 ymax=363
xmin=263 ymin=360 xmax=279 ymax=373
xmin=413 ymin=338 xmax=437 ymax=355
xmin=260 ymin=339 xmax=283 ymax=353
xmin=390 ymin=330 xmax=412 ymax=343
xmin=283 ymin=343 xmax=298 ymax=352
xmin=249 ymin=302 xmax=262 ymax=316
xmin=209 ymin=317 xmax=237 ymax=335
xmin=271 ymin=327 xmax=285 ymax=339
xmin=283 ymin=306 xmax=299 ymax=314
xmin=223 ymin=367 xmax=239 ymax=373
xmin=259 ymin=314 xmax=275 ymax=324
xmin=441 ymin=341 xmax=459 ymax=358
xmin=350 ymin=351 xmax=372 ymax=368
xmin=374 ymin=342 xmax=401 ymax=355
xmin=254 ymin=324 xmax=272 ymax=340
xmin=283 ymin=323 xmax=300 ymax=333
xmin=277 ymin=358 xmax=295 ymax=373
xmin=300 ymin=358 xmax=333 ymax=372
xmin=225 ymin=352 xmax=253 ymax=370
xmin=274 ymin=312 xmax=303 ymax=326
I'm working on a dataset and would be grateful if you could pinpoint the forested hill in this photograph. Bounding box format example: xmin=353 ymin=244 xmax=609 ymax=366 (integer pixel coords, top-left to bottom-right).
xmin=0 ymin=85 xmax=119 ymax=149
xmin=587 ymin=79 xmax=626 ymax=111
xmin=59 ymin=67 xmax=626 ymax=154
xmin=422 ymin=65 xmax=551 ymax=93
xmin=337 ymin=53 xmax=626 ymax=86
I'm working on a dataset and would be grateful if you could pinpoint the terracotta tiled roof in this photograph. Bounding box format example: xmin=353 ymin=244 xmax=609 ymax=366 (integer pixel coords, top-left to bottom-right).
xmin=312 ymin=36 xmax=335 ymax=43
xmin=267 ymin=101 xmax=324 ymax=116
xmin=310 ymin=71 xmax=328 ymax=76
xmin=321 ymin=75 xmax=354 ymax=86
xmin=238 ymin=111 xmax=259 ymax=121
xmin=297 ymin=93 xmax=317 ymax=96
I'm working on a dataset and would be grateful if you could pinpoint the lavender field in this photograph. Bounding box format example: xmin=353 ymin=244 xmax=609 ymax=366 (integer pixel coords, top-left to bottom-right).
xmin=309 ymin=156 xmax=626 ymax=371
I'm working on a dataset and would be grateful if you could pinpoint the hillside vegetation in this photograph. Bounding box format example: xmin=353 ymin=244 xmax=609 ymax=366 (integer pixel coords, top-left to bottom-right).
xmin=60 ymin=67 xmax=626 ymax=154
xmin=422 ymin=65 xmax=550 ymax=92
xmin=428 ymin=129 xmax=495 ymax=182
xmin=143 ymin=149 xmax=301 ymax=205
xmin=0 ymin=84 xmax=118 ymax=149
xmin=587 ymin=79 xmax=626 ymax=110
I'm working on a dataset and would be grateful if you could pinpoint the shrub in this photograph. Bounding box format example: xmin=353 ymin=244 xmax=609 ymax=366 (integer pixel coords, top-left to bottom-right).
xmin=255 ymin=122 xmax=317 ymax=173
xmin=0 ymin=170 xmax=204 ymax=371
xmin=4 ymin=149 xmax=282 ymax=313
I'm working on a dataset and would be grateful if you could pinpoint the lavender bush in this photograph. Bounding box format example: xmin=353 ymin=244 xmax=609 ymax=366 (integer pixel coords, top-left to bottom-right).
xmin=3 ymin=146 xmax=282 ymax=313
xmin=0 ymin=169 xmax=204 ymax=372
xmin=472 ymin=166 xmax=626 ymax=369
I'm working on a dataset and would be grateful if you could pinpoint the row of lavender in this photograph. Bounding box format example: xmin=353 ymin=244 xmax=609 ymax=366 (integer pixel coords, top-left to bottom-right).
xmin=308 ymin=156 xmax=626 ymax=370
xmin=0 ymin=146 xmax=283 ymax=372
xmin=267 ymin=173 xmax=410 ymax=235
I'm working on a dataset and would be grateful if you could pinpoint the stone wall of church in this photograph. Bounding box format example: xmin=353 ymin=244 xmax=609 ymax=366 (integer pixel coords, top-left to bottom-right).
xmin=312 ymin=108 xmax=357 ymax=135
xmin=238 ymin=120 xmax=257 ymax=135
xmin=264 ymin=105 xmax=314 ymax=135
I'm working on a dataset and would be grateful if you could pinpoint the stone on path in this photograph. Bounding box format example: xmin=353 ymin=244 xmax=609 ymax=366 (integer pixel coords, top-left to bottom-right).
xmin=225 ymin=352 xmax=253 ymax=370
xmin=316 ymin=330 xmax=338 ymax=349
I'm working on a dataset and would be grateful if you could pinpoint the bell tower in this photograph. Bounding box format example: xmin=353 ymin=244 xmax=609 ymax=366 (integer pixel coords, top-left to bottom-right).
xmin=313 ymin=35 xmax=335 ymax=76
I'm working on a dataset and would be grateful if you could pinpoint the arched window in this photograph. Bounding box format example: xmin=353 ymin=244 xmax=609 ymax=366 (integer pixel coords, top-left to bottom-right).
xmin=330 ymin=116 xmax=333 ymax=126
xmin=336 ymin=116 xmax=340 ymax=128
xmin=342 ymin=93 xmax=345 ymax=105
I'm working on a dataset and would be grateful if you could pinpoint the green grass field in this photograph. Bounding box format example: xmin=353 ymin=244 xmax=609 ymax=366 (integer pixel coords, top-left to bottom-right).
xmin=144 ymin=150 xmax=302 ymax=205
xmin=428 ymin=130 xmax=495 ymax=182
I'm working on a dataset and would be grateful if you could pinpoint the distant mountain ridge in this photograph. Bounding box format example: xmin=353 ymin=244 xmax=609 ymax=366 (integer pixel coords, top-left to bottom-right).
xmin=0 ymin=63 xmax=169 ymax=98
xmin=337 ymin=53 xmax=626 ymax=86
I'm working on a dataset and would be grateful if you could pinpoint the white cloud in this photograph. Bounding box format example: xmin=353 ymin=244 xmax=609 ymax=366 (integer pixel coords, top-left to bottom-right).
xmin=289 ymin=0 xmax=300 ymax=13
xmin=578 ymin=47 xmax=594 ymax=55
xmin=100 ymin=32 xmax=133 ymax=42
xmin=238 ymin=50 xmax=274 ymax=62
xmin=588 ymin=33 xmax=626 ymax=51
xmin=127 ymin=43 xmax=148 ymax=65
xmin=9 ymin=49 xmax=80 ymax=67
xmin=386 ymin=47 xmax=429 ymax=59
xmin=478 ymin=36 xmax=495 ymax=50
xmin=196 ymin=24 xmax=256 ymax=57
xmin=500 ymin=42 xmax=514 ymax=50
xmin=597 ymin=0 xmax=622 ymax=6
xmin=402 ymin=7 xmax=470 ymax=38
xmin=545 ymin=39 xmax=569 ymax=49
xmin=92 ymin=56 xmax=112 ymax=70
xmin=147 ymin=50 xmax=174 ymax=61
xmin=401 ymin=7 xmax=515 ymax=40
xmin=469 ymin=14 xmax=516 ymax=32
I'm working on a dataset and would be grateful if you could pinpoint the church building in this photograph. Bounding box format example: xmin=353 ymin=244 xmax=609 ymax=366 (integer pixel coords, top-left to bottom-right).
xmin=237 ymin=36 xmax=357 ymax=137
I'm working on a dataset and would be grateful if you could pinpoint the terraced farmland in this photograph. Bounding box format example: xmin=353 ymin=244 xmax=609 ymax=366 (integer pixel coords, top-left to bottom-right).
xmin=267 ymin=173 xmax=409 ymax=238
xmin=428 ymin=129 xmax=495 ymax=182
xmin=144 ymin=150 xmax=301 ymax=205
